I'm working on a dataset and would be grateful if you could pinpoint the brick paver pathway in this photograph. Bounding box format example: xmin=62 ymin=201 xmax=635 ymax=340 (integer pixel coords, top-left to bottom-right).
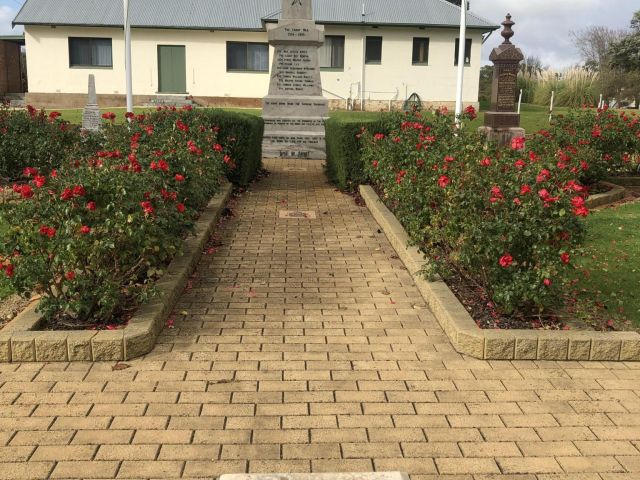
xmin=2 ymin=159 xmax=640 ymax=479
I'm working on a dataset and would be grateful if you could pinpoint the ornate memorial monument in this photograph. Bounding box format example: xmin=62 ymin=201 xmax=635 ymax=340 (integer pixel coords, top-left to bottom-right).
xmin=81 ymin=75 xmax=101 ymax=132
xmin=262 ymin=0 xmax=329 ymax=160
xmin=478 ymin=14 xmax=525 ymax=145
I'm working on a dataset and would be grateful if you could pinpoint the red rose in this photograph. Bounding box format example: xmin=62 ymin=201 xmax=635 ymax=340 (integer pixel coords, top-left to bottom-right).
xmin=176 ymin=203 xmax=186 ymax=213
xmin=19 ymin=185 xmax=34 ymax=199
xmin=514 ymin=159 xmax=526 ymax=170
xmin=499 ymin=254 xmax=513 ymax=268
xmin=4 ymin=264 xmax=14 ymax=278
xmin=101 ymin=112 xmax=116 ymax=121
xmin=140 ymin=201 xmax=154 ymax=215
xmin=33 ymin=176 xmax=46 ymax=188
xmin=213 ymin=143 xmax=224 ymax=152
xmin=23 ymin=167 xmax=38 ymax=177
xmin=511 ymin=137 xmax=525 ymax=150
xmin=39 ymin=225 xmax=56 ymax=239
xmin=574 ymin=206 xmax=589 ymax=217
xmin=174 ymin=174 xmax=185 ymax=182
xmin=73 ymin=185 xmax=86 ymax=197
xmin=571 ymin=196 xmax=585 ymax=208
xmin=520 ymin=185 xmax=532 ymax=195
xmin=543 ymin=278 xmax=552 ymax=287
xmin=374 ymin=133 xmax=385 ymax=141
xmin=86 ymin=201 xmax=97 ymax=211
xmin=444 ymin=156 xmax=455 ymax=163
xmin=480 ymin=157 xmax=491 ymax=167
xmin=80 ymin=226 xmax=91 ymax=234
xmin=49 ymin=111 xmax=61 ymax=120
xmin=373 ymin=160 xmax=379 ymax=169
xmin=65 ymin=271 xmax=76 ymax=281
xmin=536 ymin=169 xmax=551 ymax=183
xmin=560 ymin=252 xmax=570 ymax=265
xmin=464 ymin=105 xmax=477 ymax=120
xmin=157 ymin=160 xmax=169 ymax=172
xmin=438 ymin=175 xmax=450 ymax=188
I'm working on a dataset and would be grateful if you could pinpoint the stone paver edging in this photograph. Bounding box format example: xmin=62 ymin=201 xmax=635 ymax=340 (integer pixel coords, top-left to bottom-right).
xmin=585 ymin=181 xmax=627 ymax=209
xmin=0 ymin=182 xmax=233 ymax=363
xmin=360 ymin=184 xmax=640 ymax=361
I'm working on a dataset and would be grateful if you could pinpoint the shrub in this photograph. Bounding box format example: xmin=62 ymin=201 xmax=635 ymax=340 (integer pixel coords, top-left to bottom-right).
xmin=0 ymin=105 xmax=88 ymax=181
xmin=203 ymin=110 xmax=263 ymax=186
xmin=325 ymin=115 xmax=395 ymax=190
xmin=362 ymin=109 xmax=591 ymax=316
xmin=548 ymin=107 xmax=640 ymax=179
xmin=0 ymin=108 xmax=229 ymax=327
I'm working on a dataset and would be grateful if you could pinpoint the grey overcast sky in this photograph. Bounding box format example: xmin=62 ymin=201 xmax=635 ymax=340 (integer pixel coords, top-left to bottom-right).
xmin=473 ymin=0 xmax=639 ymax=68
xmin=0 ymin=0 xmax=638 ymax=69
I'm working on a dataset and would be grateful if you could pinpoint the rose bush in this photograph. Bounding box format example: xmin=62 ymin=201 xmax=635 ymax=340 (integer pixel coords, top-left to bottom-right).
xmin=362 ymin=109 xmax=591 ymax=316
xmin=0 ymin=108 xmax=231 ymax=327
xmin=548 ymin=107 xmax=640 ymax=180
xmin=0 ymin=105 xmax=91 ymax=180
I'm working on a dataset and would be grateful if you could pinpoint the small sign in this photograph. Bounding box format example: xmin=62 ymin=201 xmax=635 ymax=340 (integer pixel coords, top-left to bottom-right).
xmin=279 ymin=210 xmax=317 ymax=219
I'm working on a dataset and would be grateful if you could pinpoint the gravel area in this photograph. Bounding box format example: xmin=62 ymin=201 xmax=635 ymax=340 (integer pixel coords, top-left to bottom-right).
xmin=0 ymin=294 xmax=30 ymax=330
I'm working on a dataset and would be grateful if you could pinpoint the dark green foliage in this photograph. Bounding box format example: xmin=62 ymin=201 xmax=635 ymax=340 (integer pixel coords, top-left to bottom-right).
xmin=325 ymin=115 xmax=392 ymax=191
xmin=204 ymin=110 xmax=264 ymax=186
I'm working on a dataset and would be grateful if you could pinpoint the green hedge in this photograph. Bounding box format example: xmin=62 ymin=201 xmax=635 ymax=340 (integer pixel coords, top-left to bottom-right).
xmin=325 ymin=115 xmax=392 ymax=190
xmin=203 ymin=110 xmax=264 ymax=186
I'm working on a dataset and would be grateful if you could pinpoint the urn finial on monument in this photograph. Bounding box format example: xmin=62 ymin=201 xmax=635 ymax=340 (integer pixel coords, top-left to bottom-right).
xmin=478 ymin=14 xmax=525 ymax=146
xmin=501 ymin=14 xmax=515 ymax=45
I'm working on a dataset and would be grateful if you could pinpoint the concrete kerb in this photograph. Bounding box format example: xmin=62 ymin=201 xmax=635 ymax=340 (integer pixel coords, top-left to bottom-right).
xmin=360 ymin=184 xmax=640 ymax=361
xmin=0 ymin=181 xmax=233 ymax=363
xmin=585 ymin=182 xmax=627 ymax=209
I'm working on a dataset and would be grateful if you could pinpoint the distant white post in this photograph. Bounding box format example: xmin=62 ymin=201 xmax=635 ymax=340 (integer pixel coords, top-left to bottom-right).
xmin=598 ymin=93 xmax=604 ymax=109
xmin=124 ymin=0 xmax=133 ymax=114
xmin=517 ymin=89 xmax=523 ymax=114
xmin=549 ymin=90 xmax=555 ymax=122
xmin=454 ymin=0 xmax=467 ymax=128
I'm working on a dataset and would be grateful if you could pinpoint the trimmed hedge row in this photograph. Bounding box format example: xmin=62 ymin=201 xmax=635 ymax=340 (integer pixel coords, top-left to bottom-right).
xmin=325 ymin=116 xmax=390 ymax=190
xmin=0 ymin=106 xmax=264 ymax=186
xmin=202 ymin=110 xmax=264 ymax=186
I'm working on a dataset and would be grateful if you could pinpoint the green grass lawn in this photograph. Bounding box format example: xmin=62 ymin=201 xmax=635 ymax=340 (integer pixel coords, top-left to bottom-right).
xmin=575 ymin=200 xmax=640 ymax=328
xmin=55 ymin=104 xmax=569 ymax=132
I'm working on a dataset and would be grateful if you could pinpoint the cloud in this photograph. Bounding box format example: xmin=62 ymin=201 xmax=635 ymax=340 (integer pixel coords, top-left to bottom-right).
xmin=472 ymin=0 xmax=637 ymax=69
xmin=0 ymin=5 xmax=22 ymax=35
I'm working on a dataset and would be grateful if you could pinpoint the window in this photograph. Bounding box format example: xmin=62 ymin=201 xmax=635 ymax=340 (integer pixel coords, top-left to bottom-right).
xmin=365 ymin=36 xmax=382 ymax=64
xmin=454 ymin=38 xmax=472 ymax=66
xmin=69 ymin=37 xmax=113 ymax=68
xmin=319 ymin=35 xmax=345 ymax=70
xmin=226 ymin=42 xmax=269 ymax=72
xmin=412 ymin=38 xmax=430 ymax=65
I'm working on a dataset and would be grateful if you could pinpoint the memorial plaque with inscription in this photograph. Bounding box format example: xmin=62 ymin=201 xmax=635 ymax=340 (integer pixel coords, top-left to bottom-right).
xmin=480 ymin=14 xmax=525 ymax=143
xmin=82 ymin=74 xmax=101 ymax=132
xmin=262 ymin=0 xmax=329 ymax=160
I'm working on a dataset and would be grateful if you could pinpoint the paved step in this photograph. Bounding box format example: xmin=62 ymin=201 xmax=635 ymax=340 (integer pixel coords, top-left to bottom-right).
xmin=262 ymin=130 xmax=326 ymax=160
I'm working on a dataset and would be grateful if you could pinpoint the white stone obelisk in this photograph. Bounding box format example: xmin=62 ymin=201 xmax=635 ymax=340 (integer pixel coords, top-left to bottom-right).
xmin=262 ymin=0 xmax=329 ymax=160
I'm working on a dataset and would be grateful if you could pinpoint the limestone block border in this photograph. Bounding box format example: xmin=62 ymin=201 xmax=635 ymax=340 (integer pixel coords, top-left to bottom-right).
xmin=360 ymin=185 xmax=640 ymax=361
xmin=585 ymin=182 xmax=627 ymax=209
xmin=0 ymin=182 xmax=233 ymax=363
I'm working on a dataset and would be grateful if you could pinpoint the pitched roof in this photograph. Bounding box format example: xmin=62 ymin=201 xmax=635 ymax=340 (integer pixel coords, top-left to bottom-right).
xmin=13 ymin=0 xmax=498 ymax=31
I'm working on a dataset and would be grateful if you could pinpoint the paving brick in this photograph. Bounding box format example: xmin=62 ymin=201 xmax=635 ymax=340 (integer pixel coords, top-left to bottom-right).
xmin=3 ymin=159 xmax=640 ymax=480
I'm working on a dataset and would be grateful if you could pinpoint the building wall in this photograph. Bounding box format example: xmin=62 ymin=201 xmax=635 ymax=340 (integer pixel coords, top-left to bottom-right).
xmin=0 ymin=41 xmax=24 ymax=94
xmin=24 ymin=24 xmax=485 ymax=109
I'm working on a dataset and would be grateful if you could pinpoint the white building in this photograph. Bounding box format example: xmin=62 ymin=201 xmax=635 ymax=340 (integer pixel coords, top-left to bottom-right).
xmin=13 ymin=0 xmax=498 ymax=110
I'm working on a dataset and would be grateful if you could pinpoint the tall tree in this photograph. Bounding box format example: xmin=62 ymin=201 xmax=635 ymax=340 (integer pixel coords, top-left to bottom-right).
xmin=608 ymin=10 xmax=640 ymax=108
xmin=570 ymin=26 xmax=625 ymax=71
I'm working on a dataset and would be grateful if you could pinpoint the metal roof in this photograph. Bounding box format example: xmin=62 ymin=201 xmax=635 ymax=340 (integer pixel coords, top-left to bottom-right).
xmin=13 ymin=0 xmax=498 ymax=31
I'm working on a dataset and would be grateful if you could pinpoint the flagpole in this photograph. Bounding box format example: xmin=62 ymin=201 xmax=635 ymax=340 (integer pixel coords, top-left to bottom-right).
xmin=454 ymin=0 xmax=467 ymax=128
xmin=124 ymin=0 xmax=133 ymax=114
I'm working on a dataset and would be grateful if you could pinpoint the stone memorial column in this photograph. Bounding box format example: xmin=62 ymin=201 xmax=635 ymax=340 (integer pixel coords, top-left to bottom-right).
xmin=478 ymin=14 xmax=525 ymax=146
xmin=262 ymin=0 xmax=329 ymax=160
xmin=82 ymin=74 xmax=101 ymax=132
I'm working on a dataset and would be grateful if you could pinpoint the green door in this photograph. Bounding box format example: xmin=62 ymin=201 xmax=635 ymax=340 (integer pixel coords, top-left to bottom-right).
xmin=158 ymin=45 xmax=187 ymax=93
